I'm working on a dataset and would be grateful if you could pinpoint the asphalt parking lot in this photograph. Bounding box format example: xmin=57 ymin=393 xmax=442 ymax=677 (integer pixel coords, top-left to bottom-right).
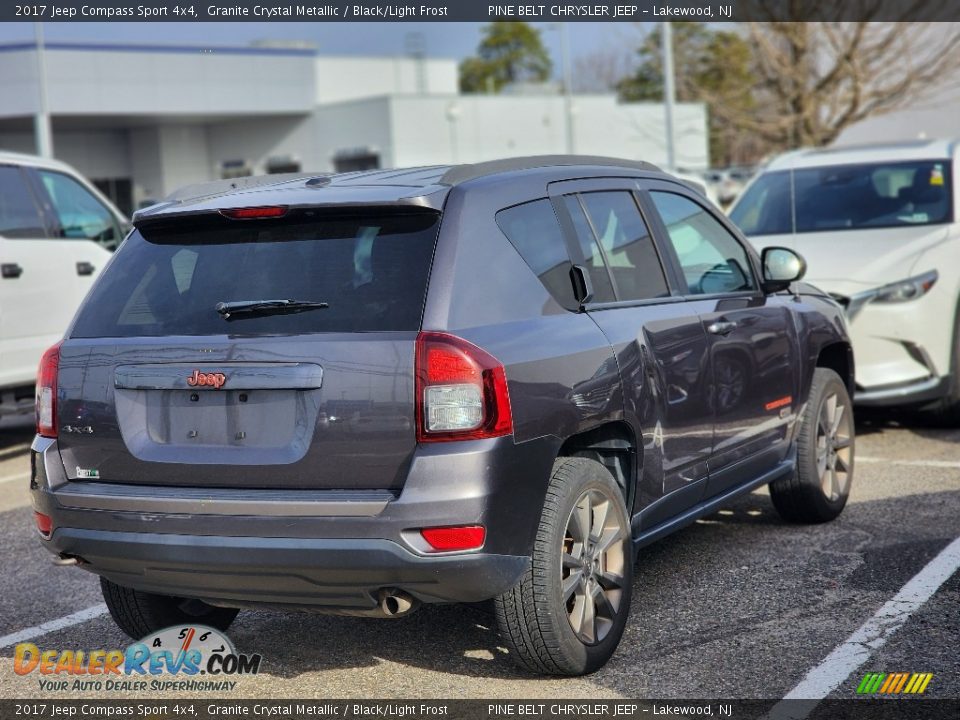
xmin=0 ymin=412 xmax=957 ymax=701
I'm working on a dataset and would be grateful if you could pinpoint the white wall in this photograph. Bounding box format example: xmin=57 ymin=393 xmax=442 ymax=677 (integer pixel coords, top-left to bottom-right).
xmin=315 ymin=56 xmax=458 ymax=103
xmin=156 ymin=125 xmax=211 ymax=195
xmin=0 ymin=46 xmax=316 ymax=118
xmin=0 ymin=50 xmax=41 ymax=117
xmin=312 ymin=97 xmax=395 ymax=170
xmin=0 ymin=131 xmax=35 ymax=155
xmin=572 ymin=97 xmax=709 ymax=170
xmin=0 ymin=129 xmax=129 ymax=178
xmin=382 ymin=95 xmax=709 ymax=170
xmin=0 ymin=47 xmax=460 ymax=118
xmin=60 ymin=129 xmax=130 ymax=179
xmin=129 ymin=127 xmax=164 ymax=202
xmin=207 ymin=115 xmax=319 ymax=179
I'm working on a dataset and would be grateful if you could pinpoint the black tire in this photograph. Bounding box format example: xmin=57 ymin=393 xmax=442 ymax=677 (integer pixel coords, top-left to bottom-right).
xmin=495 ymin=457 xmax=633 ymax=676
xmin=100 ymin=577 xmax=239 ymax=640
xmin=923 ymin=310 xmax=960 ymax=426
xmin=770 ymin=368 xmax=855 ymax=523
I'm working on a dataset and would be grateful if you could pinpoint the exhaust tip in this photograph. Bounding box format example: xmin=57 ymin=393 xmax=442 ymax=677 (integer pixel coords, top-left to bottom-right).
xmin=378 ymin=588 xmax=418 ymax=617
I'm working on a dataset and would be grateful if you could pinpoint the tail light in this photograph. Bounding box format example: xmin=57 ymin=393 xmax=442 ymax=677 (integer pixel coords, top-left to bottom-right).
xmin=36 ymin=342 xmax=62 ymax=438
xmin=415 ymin=332 xmax=512 ymax=442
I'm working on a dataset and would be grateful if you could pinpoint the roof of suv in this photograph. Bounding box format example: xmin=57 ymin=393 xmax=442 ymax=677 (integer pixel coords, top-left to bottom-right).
xmin=764 ymin=139 xmax=958 ymax=171
xmin=134 ymin=155 xmax=666 ymax=223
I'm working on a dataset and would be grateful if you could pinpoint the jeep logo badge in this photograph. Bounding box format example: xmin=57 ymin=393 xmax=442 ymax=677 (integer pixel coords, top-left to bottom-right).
xmin=187 ymin=370 xmax=227 ymax=389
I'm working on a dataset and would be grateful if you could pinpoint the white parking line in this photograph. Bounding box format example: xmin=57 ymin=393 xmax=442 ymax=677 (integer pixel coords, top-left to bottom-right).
xmin=769 ymin=535 xmax=960 ymax=718
xmin=0 ymin=471 xmax=30 ymax=486
xmin=0 ymin=604 xmax=109 ymax=650
xmin=857 ymin=456 xmax=960 ymax=469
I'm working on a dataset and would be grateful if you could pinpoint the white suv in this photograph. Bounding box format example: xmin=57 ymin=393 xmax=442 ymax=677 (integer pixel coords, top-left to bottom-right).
xmin=0 ymin=151 xmax=128 ymax=414
xmin=729 ymin=139 xmax=959 ymax=421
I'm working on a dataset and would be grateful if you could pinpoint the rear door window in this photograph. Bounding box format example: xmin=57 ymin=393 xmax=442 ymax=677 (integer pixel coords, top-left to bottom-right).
xmin=578 ymin=191 xmax=670 ymax=302
xmin=562 ymin=195 xmax=616 ymax=303
xmin=70 ymin=211 xmax=440 ymax=338
xmin=496 ymin=199 xmax=576 ymax=308
xmin=0 ymin=166 xmax=47 ymax=238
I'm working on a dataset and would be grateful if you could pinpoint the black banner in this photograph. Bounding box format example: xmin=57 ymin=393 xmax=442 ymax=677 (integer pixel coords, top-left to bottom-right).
xmin=1 ymin=700 xmax=959 ymax=720
xmin=4 ymin=0 xmax=960 ymax=23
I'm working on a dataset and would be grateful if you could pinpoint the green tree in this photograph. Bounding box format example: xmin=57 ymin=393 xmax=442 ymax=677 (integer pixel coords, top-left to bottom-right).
xmin=459 ymin=22 xmax=553 ymax=94
xmin=617 ymin=23 xmax=758 ymax=167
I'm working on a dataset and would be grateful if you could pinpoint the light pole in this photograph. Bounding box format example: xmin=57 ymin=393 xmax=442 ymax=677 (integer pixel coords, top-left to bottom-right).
xmin=662 ymin=22 xmax=677 ymax=171
xmin=560 ymin=22 xmax=574 ymax=154
xmin=34 ymin=22 xmax=53 ymax=157
xmin=548 ymin=23 xmax=575 ymax=155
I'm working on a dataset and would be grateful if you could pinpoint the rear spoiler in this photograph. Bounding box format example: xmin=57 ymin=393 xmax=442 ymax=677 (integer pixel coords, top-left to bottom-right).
xmin=133 ymin=172 xmax=332 ymax=223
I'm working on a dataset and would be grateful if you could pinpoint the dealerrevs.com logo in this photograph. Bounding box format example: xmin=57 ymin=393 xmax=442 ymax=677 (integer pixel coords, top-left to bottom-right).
xmin=14 ymin=625 xmax=261 ymax=692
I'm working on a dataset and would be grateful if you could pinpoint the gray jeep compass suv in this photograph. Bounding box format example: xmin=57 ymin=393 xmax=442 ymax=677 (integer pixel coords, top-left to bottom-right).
xmin=31 ymin=156 xmax=855 ymax=675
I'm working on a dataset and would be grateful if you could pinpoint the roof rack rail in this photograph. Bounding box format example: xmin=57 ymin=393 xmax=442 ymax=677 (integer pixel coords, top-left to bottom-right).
xmin=439 ymin=155 xmax=661 ymax=186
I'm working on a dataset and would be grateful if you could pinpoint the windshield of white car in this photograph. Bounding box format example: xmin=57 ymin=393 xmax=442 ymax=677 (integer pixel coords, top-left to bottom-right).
xmin=730 ymin=160 xmax=953 ymax=236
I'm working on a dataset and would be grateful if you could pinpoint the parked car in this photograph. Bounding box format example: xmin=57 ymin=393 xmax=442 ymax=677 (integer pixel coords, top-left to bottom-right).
xmin=0 ymin=151 xmax=128 ymax=415
xmin=703 ymin=167 xmax=754 ymax=206
xmin=31 ymin=156 xmax=854 ymax=675
xmin=673 ymin=170 xmax=722 ymax=207
xmin=729 ymin=139 xmax=960 ymax=422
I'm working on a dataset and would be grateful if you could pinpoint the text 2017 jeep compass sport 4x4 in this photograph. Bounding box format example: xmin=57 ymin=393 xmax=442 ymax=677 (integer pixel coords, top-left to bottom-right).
xmin=30 ymin=157 xmax=855 ymax=675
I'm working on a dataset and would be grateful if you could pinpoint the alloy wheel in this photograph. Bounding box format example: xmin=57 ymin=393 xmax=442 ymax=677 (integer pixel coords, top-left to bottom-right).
xmin=561 ymin=489 xmax=628 ymax=644
xmin=816 ymin=391 xmax=853 ymax=501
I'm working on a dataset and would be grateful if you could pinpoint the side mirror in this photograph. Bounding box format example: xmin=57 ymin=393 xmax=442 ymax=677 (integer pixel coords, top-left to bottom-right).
xmin=761 ymin=247 xmax=806 ymax=294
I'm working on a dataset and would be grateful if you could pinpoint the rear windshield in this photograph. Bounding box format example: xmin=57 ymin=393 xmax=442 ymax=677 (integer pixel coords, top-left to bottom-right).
xmin=730 ymin=160 xmax=953 ymax=235
xmin=70 ymin=210 xmax=440 ymax=338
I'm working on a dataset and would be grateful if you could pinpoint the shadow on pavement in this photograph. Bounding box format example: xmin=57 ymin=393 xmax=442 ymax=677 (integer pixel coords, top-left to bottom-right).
xmin=854 ymin=406 xmax=960 ymax=440
xmin=0 ymin=415 xmax=34 ymax=459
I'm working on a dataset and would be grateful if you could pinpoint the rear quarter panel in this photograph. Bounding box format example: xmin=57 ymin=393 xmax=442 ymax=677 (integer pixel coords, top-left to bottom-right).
xmin=422 ymin=177 xmax=622 ymax=447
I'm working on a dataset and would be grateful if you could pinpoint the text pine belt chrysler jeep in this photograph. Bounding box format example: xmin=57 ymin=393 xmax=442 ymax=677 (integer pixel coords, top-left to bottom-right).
xmin=31 ymin=157 xmax=856 ymax=675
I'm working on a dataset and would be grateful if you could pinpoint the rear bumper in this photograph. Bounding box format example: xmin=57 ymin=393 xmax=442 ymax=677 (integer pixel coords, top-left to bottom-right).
xmin=31 ymin=433 xmax=558 ymax=610
xmin=48 ymin=528 xmax=528 ymax=610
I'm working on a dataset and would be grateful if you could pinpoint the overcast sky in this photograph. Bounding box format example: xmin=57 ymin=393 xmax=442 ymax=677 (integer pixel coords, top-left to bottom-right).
xmin=0 ymin=21 xmax=642 ymax=76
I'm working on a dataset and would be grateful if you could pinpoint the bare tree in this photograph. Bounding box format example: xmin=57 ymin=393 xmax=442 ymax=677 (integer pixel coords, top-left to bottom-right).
xmin=711 ymin=21 xmax=960 ymax=149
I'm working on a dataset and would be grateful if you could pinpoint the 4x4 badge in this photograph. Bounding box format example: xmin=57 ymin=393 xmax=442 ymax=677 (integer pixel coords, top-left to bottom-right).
xmin=187 ymin=370 xmax=227 ymax=389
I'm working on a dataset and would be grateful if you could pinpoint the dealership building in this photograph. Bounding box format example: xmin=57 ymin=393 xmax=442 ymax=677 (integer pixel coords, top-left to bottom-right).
xmin=0 ymin=41 xmax=708 ymax=215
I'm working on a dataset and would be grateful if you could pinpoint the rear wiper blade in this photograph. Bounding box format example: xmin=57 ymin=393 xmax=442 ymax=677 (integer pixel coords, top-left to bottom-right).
xmin=215 ymin=299 xmax=330 ymax=320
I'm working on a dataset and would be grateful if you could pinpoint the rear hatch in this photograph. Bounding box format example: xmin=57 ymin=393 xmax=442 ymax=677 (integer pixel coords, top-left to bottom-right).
xmin=56 ymin=208 xmax=440 ymax=490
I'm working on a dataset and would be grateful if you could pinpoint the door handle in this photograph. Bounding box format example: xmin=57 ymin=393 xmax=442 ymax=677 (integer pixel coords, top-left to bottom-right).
xmin=76 ymin=261 xmax=96 ymax=276
xmin=707 ymin=320 xmax=738 ymax=335
xmin=570 ymin=264 xmax=594 ymax=306
xmin=1 ymin=263 xmax=23 ymax=279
